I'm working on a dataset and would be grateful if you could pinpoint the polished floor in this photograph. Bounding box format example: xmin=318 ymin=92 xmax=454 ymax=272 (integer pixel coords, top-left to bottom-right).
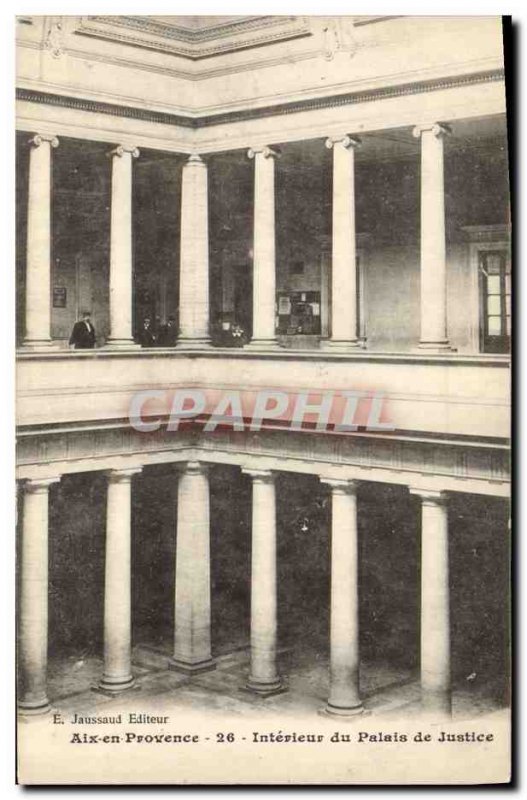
xmin=39 ymin=643 xmax=506 ymax=723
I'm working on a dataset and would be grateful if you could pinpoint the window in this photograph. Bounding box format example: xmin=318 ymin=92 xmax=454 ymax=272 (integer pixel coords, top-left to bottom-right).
xmin=479 ymin=249 xmax=510 ymax=354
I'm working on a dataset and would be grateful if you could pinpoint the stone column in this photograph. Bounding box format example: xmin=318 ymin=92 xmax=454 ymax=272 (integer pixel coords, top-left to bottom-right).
xmin=170 ymin=462 xmax=215 ymax=673
xmin=321 ymin=478 xmax=364 ymax=716
xmin=325 ymin=135 xmax=361 ymax=349
xmin=98 ymin=467 xmax=141 ymax=693
xmin=411 ymin=488 xmax=451 ymax=715
xmin=413 ymin=123 xmax=452 ymax=351
xmin=107 ymin=145 xmax=140 ymax=348
xmin=246 ymin=146 xmax=280 ymax=348
xmin=23 ymin=134 xmax=59 ymax=350
xmin=243 ymin=469 xmax=283 ymax=695
xmin=18 ymin=477 xmax=59 ymax=715
xmin=178 ymin=154 xmax=210 ymax=347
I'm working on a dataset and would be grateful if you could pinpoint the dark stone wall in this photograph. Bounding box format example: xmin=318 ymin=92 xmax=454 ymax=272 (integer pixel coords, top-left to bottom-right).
xmin=131 ymin=466 xmax=177 ymax=650
xmin=449 ymin=493 xmax=510 ymax=703
xmin=47 ymin=473 xmax=106 ymax=657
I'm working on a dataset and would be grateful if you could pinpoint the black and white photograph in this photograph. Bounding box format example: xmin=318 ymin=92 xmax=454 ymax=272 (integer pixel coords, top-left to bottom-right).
xmin=12 ymin=8 xmax=512 ymax=786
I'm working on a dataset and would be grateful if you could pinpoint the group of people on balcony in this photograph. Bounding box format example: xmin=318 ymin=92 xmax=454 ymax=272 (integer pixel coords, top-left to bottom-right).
xmin=136 ymin=315 xmax=178 ymax=347
xmin=68 ymin=311 xmax=179 ymax=349
xmin=68 ymin=310 xmax=250 ymax=349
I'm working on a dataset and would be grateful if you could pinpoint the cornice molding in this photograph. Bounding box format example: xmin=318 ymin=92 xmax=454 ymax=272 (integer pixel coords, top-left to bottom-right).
xmin=461 ymin=224 xmax=511 ymax=243
xmin=353 ymin=16 xmax=402 ymax=27
xmin=17 ymin=88 xmax=196 ymax=128
xmin=15 ymin=344 xmax=510 ymax=368
xmin=75 ymin=15 xmax=312 ymax=60
xmin=15 ymin=422 xmax=510 ymax=495
xmin=16 ymin=68 xmax=505 ymax=131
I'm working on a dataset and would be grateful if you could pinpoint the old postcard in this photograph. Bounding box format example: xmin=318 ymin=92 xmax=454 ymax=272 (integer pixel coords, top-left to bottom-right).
xmin=15 ymin=12 xmax=511 ymax=785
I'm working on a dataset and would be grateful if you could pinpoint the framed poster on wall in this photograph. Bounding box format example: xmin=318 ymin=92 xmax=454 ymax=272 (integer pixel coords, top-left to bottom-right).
xmin=52 ymin=287 xmax=67 ymax=308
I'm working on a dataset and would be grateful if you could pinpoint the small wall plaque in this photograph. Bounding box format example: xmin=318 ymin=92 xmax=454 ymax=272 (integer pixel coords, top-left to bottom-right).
xmin=52 ymin=287 xmax=67 ymax=308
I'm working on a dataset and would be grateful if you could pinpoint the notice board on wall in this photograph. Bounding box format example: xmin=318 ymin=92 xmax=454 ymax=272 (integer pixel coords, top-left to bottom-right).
xmin=277 ymin=290 xmax=321 ymax=334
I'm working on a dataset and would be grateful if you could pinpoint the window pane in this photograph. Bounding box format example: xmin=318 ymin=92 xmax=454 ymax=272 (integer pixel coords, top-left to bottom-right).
xmin=488 ymin=316 xmax=501 ymax=335
xmin=487 ymin=295 xmax=501 ymax=315
xmin=486 ymin=254 xmax=503 ymax=273
xmin=487 ymin=275 xmax=501 ymax=294
xmin=505 ymin=274 xmax=511 ymax=295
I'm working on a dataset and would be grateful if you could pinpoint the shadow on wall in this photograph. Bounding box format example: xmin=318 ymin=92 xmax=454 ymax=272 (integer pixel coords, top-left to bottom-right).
xmin=47 ymin=473 xmax=106 ymax=658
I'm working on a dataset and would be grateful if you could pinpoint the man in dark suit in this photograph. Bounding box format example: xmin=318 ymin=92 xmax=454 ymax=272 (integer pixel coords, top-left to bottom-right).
xmin=69 ymin=310 xmax=96 ymax=349
xmin=137 ymin=317 xmax=156 ymax=348
xmin=157 ymin=315 xmax=178 ymax=347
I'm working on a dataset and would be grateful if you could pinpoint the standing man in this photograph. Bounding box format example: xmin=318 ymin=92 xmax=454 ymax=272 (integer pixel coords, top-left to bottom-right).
xmin=136 ymin=316 xmax=156 ymax=348
xmin=157 ymin=315 xmax=178 ymax=347
xmin=69 ymin=310 xmax=96 ymax=349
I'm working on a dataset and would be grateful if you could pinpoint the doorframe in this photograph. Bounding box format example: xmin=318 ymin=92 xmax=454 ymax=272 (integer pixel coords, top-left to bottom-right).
xmin=463 ymin=225 xmax=511 ymax=353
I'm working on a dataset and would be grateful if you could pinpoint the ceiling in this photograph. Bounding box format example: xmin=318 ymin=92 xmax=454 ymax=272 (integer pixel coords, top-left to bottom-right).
xmin=151 ymin=16 xmax=252 ymax=31
xmin=74 ymin=15 xmax=312 ymax=60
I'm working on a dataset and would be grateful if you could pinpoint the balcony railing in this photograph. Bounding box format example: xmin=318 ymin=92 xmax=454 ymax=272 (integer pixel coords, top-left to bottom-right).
xmin=16 ymin=347 xmax=510 ymax=441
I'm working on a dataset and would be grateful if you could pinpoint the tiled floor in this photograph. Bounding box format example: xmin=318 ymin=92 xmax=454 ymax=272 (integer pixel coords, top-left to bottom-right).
xmin=42 ymin=643 xmax=506 ymax=723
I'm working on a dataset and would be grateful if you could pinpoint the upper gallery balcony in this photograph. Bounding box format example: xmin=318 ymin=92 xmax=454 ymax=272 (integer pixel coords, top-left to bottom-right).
xmin=15 ymin=115 xmax=510 ymax=442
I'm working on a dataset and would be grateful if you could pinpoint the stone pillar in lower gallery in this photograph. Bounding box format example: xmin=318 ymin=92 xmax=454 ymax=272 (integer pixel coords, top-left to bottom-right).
xmin=411 ymin=488 xmax=451 ymax=716
xmin=413 ymin=122 xmax=452 ymax=351
xmin=243 ymin=469 xmax=284 ymax=695
xmin=246 ymin=146 xmax=280 ymax=349
xmin=169 ymin=462 xmax=215 ymax=673
xmin=98 ymin=467 xmax=141 ymax=693
xmin=18 ymin=477 xmax=59 ymax=715
xmin=106 ymin=144 xmax=140 ymax=348
xmin=23 ymin=134 xmax=59 ymax=350
xmin=321 ymin=478 xmax=364 ymax=716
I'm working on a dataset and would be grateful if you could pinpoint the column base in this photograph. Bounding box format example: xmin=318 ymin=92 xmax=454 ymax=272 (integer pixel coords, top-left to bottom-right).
xmin=320 ymin=701 xmax=366 ymax=718
xmin=321 ymin=339 xmax=362 ymax=351
xmin=103 ymin=339 xmax=141 ymax=350
xmin=20 ymin=340 xmax=60 ymax=352
xmin=416 ymin=341 xmax=456 ymax=353
xmin=244 ymin=677 xmax=287 ymax=697
xmin=421 ymin=690 xmax=452 ymax=717
xmin=168 ymin=657 xmax=216 ymax=675
xmin=17 ymin=699 xmax=52 ymax=717
xmin=244 ymin=339 xmax=281 ymax=351
xmin=176 ymin=337 xmax=210 ymax=350
xmin=93 ymin=675 xmax=136 ymax=695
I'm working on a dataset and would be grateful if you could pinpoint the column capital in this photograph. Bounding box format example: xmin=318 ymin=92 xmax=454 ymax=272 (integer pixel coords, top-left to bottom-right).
xmin=29 ymin=133 xmax=59 ymax=149
xmin=23 ymin=476 xmax=60 ymax=494
xmin=242 ymin=468 xmax=275 ymax=484
xmin=106 ymin=467 xmax=142 ymax=483
xmin=247 ymin=145 xmax=281 ymax=160
xmin=412 ymin=122 xmax=452 ymax=140
xmin=110 ymin=144 xmax=140 ymax=159
xmin=409 ymin=487 xmax=449 ymax=505
xmin=325 ymin=134 xmax=361 ymax=150
xmin=180 ymin=460 xmax=209 ymax=476
xmin=320 ymin=477 xmax=358 ymax=494
xmin=185 ymin=152 xmax=206 ymax=166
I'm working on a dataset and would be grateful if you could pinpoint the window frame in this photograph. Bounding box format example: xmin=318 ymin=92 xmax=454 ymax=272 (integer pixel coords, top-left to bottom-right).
xmin=464 ymin=225 xmax=511 ymax=354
